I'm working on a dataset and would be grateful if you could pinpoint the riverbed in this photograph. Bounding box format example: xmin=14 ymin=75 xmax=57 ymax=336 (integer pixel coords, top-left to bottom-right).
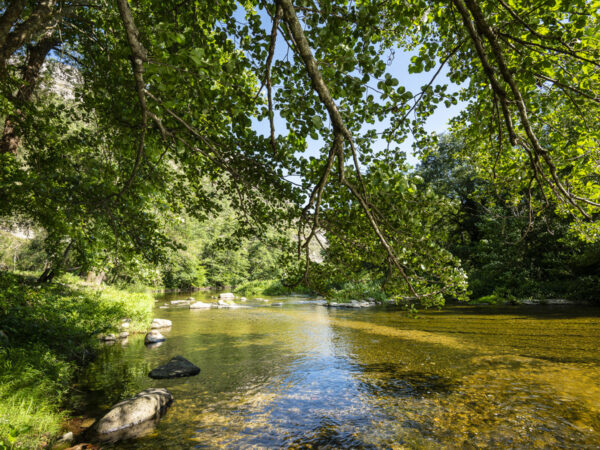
xmin=71 ymin=292 xmax=600 ymax=448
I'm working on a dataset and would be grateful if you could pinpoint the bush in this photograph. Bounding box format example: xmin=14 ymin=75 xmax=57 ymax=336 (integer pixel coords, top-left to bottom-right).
xmin=328 ymin=281 xmax=388 ymax=303
xmin=234 ymin=279 xmax=313 ymax=297
xmin=0 ymin=272 xmax=154 ymax=447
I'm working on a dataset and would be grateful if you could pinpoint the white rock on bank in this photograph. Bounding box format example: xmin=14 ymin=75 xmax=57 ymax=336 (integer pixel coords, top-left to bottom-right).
xmin=95 ymin=388 xmax=173 ymax=435
xmin=218 ymin=292 xmax=235 ymax=300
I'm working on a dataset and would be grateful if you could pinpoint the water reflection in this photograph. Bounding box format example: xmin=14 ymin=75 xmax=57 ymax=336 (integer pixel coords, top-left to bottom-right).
xmin=72 ymin=293 xmax=600 ymax=448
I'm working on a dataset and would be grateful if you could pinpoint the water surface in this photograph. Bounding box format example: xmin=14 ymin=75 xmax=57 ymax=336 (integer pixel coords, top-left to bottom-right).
xmin=72 ymin=293 xmax=600 ymax=448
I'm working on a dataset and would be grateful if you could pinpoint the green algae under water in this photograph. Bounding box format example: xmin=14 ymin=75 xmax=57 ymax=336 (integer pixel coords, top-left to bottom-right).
xmin=71 ymin=293 xmax=600 ymax=448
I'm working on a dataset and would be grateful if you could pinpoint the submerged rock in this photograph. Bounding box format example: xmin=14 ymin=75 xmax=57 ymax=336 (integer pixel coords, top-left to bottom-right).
xmin=217 ymin=299 xmax=241 ymax=308
xmin=95 ymin=388 xmax=173 ymax=436
xmin=218 ymin=292 xmax=235 ymax=300
xmin=148 ymin=355 xmax=201 ymax=379
xmin=170 ymin=300 xmax=189 ymax=305
xmin=145 ymin=330 xmax=165 ymax=344
xmin=150 ymin=318 xmax=172 ymax=329
xmin=271 ymin=302 xmax=283 ymax=307
xmin=189 ymin=301 xmax=212 ymax=309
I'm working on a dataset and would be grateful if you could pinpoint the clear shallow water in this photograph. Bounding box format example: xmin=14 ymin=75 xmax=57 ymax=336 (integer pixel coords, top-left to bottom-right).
xmin=72 ymin=293 xmax=600 ymax=448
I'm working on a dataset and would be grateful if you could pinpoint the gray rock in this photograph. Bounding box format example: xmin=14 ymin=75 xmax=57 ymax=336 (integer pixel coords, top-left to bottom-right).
xmin=95 ymin=388 xmax=173 ymax=435
xmin=217 ymin=299 xmax=241 ymax=308
xmin=148 ymin=355 xmax=201 ymax=379
xmin=150 ymin=318 xmax=172 ymax=329
xmin=120 ymin=322 xmax=130 ymax=329
xmin=102 ymin=333 xmax=117 ymax=341
xmin=170 ymin=300 xmax=189 ymax=305
xmin=145 ymin=330 xmax=165 ymax=344
xmin=189 ymin=301 xmax=212 ymax=309
xmin=271 ymin=302 xmax=283 ymax=307
xmin=118 ymin=331 xmax=129 ymax=339
xmin=218 ymin=292 xmax=235 ymax=300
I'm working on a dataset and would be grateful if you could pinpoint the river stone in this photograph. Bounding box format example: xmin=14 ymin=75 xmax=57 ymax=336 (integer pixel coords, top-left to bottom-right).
xmin=189 ymin=301 xmax=212 ymax=309
xmin=145 ymin=330 xmax=165 ymax=344
xmin=170 ymin=300 xmax=189 ymax=305
xmin=95 ymin=388 xmax=173 ymax=435
xmin=218 ymin=292 xmax=235 ymax=300
xmin=118 ymin=331 xmax=129 ymax=339
xmin=120 ymin=322 xmax=130 ymax=329
xmin=101 ymin=333 xmax=117 ymax=341
xmin=150 ymin=318 xmax=172 ymax=329
xmin=240 ymin=297 xmax=247 ymax=302
xmin=148 ymin=355 xmax=201 ymax=379
xmin=217 ymin=299 xmax=241 ymax=308
xmin=271 ymin=302 xmax=283 ymax=307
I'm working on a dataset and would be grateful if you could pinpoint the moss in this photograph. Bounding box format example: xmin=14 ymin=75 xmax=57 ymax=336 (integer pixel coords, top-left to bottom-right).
xmin=0 ymin=272 xmax=154 ymax=447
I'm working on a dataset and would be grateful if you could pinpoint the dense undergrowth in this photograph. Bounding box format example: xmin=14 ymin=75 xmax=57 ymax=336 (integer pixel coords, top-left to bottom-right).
xmin=0 ymin=272 xmax=153 ymax=448
xmin=233 ymin=279 xmax=313 ymax=297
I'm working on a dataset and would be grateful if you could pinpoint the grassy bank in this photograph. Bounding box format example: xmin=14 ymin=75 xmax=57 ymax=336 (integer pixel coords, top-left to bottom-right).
xmin=0 ymin=272 xmax=154 ymax=448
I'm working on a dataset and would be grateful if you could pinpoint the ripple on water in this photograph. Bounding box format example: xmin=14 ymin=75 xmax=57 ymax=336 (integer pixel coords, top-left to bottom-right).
xmin=72 ymin=296 xmax=600 ymax=448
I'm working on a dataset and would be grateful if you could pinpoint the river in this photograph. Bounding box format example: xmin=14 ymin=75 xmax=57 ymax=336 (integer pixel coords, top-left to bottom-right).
xmin=71 ymin=292 xmax=600 ymax=448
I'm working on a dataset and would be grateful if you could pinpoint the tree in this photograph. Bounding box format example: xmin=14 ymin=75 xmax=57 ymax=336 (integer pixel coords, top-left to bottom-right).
xmin=0 ymin=0 xmax=597 ymax=302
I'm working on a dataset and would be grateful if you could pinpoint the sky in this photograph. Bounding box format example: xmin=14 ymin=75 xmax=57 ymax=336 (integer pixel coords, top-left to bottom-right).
xmin=242 ymin=6 xmax=466 ymax=169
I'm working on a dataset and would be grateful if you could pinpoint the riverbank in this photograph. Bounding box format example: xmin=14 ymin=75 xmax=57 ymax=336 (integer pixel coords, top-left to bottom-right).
xmin=0 ymin=272 xmax=154 ymax=448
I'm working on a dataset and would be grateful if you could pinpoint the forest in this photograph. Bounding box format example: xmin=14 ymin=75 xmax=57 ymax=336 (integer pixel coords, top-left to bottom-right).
xmin=0 ymin=0 xmax=599 ymax=447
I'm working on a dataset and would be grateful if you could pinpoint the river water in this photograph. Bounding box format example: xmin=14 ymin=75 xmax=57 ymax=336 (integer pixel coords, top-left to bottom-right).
xmin=72 ymin=292 xmax=600 ymax=448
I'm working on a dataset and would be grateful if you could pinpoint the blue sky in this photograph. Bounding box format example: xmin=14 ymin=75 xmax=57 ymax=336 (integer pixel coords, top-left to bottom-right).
xmin=244 ymin=6 xmax=465 ymax=169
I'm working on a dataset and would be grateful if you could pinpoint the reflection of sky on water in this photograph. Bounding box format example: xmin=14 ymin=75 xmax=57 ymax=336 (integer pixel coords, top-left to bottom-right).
xmin=75 ymin=293 xmax=600 ymax=449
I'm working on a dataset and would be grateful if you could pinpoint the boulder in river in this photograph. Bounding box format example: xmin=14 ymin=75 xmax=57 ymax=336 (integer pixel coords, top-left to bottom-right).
xmin=118 ymin=331 xmax=129 ymax=339
xmin=217 ymin=299 xmax=241 ymax=308
xmin=218 ymin=292 xmax=235 ymax=300
xmin=95 ymin=388 xmax=173 ymax=436
xmin=189 ymin=301 xmax=212 ymax=309
xmin=100 ymin=333 xmax=117 ymax=341
xmin=150 ymin=318 xmax=172 ymax=329
xmin=145 ymin=330 xmax=165 ymax=344
xmin=148 ymin=356 xmax=201 ymax=379
xmin=170 ymin=300 xmax=189 ymax=305
xmin=240 ymin=297 xmax=247 ymax=302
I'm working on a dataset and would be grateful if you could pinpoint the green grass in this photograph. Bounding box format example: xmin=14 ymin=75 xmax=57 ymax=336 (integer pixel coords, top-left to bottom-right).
xmin=0 ymin=272 xmax=154 ymax=448
xmin=234 ymin=279 xmax=313 ymax=297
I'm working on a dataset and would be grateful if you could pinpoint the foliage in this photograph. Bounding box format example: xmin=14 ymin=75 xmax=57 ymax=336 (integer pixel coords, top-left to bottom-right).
xmin=0 ymin=272 xmax=153 ymax=447
xmin=418 ymin=134 xmax=600 ymax=303
xmin=327 ymin=281 xmax=388 ymax=304
xmin=234 ymin=278 xmax=312 ymax=297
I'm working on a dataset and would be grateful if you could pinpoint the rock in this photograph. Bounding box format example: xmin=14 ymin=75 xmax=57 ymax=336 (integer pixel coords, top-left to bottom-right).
xmin=271 ymin=302 xmax=283 ymax=307
xmin=240 ymin=297 xmax=247 ymax=302
xmin=150 ymin=318 xmax=172 ymax=329
xmin=118 ymin=331 xmax=129 ymax=339
xmin=101 ymin=334 xmax=117 ymax=341
xmin=148 ymin=355 xmax=201 ymax=379
xmin=189 ymin=301 xmax=212 ymax=309
xmin=120 ymin=322 xmax=130 ymax=329
xmin=218 ymin=292 xmax=235 ymax=300
xmin=217 ymin=299 xmax=241 ymax=308
xmin=144 ymin=330 xmax=165 ymax=344
xmin=95 ymin=388 xmax=173 ymax=435
xmin=170 ymin=300 xmax=189 ymax=305
xmin=159 ymin=306 xmax=169 ymax=309
xmin=187 ymin=297 xmax=195 ymax=301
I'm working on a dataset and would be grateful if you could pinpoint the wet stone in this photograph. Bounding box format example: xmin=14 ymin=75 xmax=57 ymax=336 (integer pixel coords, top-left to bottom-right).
xmin=148 ymin=355 xmax=201 ymax=379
